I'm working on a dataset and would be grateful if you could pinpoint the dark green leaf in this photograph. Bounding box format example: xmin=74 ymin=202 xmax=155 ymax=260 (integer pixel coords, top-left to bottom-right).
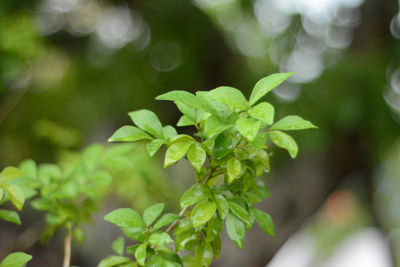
xmin=253 ymin=208 xmax=275 ymax=236
xmin=129 ymin=109 xmax=164 ymax=139
xmin=180 ymin=184 xmax=211 ymax=208
xmin=164 ymin=141 xmax=193 ymax=168
xmin=269 ymin=131 xmax=298 ymax=158
xmin=108 ymin=126 xmax=152 ymax=142
xmin=112 ymin=237 xmax=125 ymax=256
xmin=0 ymin=209 xmax=21 ymax=225
xmin=270 ymin=115 xmax=317 ymax=131
xmin=228 ymin=201 xmax=251 ymax=227
xmin=0 ymin=252 xmax=32 ymax=267
xmin=206 ymin=214 xmax=222 ymax=242
xmin=248 ymin=102 xmax=274 ymax=125
xmin=213 ymin=133 xmax=236 ymax=159
xmin=153 ymin=213 xmax=179 ymax=230
xmin=249 ymin=73 xmax=293 ymax=105
xmin=190 ymin=200 xmax=216 ymax=228
xmin=104 ymin=208 xmax=145 ymax=229
xmin=209 ymin=86 xmax=249 ymax=111
xmin=187 ymin=144 xmax=206 ymax=172
xmin=211 ymin=236 xmax=222 ymax=259
xmin=225 ymin=213 xmax=245 ymax=249
xmin=148 ymin=232 xmax=174 ymax=246
xmin=235 ymin=118 xmax=261 ymax=141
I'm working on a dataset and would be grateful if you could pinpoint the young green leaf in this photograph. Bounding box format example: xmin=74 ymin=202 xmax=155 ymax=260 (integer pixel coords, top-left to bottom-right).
xmin=0 ymin=167 xmax=23 ymax=186
xmin=250 ymin=132 xmax=268 ymax=151
xmin=190 ymin=200 xmax=217 ymax=228
xmin=195 ymin=241 xmax=213 ymax=267
xmin=209 ymin=86 xmax=249 ymax=111
xmin=148 ymin=232 xmax=174 ymax=246
xmin=112 ymin=237 xmax=125 ymax=256
xmin=187 ymin=144 xmax=206 ymax=172
xmin=156 ymin=90 xmax=200 ymax=109
xmin=98 ymin=256 xmax=133 ymax=267
xmin=177 ymin=115 xmax=195 ymax=127
xmin=0 ymin=209 xmax=21 ymax=225
xmin=235 ymin=117 xmax=261 ymax=142
xmin=146 ymin=139 xmax=164 ymax=157
xmin=227 ymin=157 xmax=241 ymax=184
xmin=4 ymin=185 xmax=25 ymax=210
xmin=248 ymin=102 xmax=274 ymax=125
xmin=196 ymin=91 xmax=232 ymax=120
xmin=270 ymin=115 xmax=317 ymax=131
xmin=162 ymin=125 xmax=178 ymax=140
xmin=143 ymin=203 xmax=165 ymax=226
xmin=249 ymin=73 xmax=293 ymax=105
xmin=206 ymin=215 xmax=223 ymax=242
xmin=108 ymin=126 xmax=152 ymax=142
xmin=153 ymin=213 xmax=179 ymax=230
xmin=253 ymin=208 xmax=275 ymax=236
xmin=104 ymin=208 xmax=145 ymax=229
xmin=269 ymin=130 xmax=298 ymax=158
xmin=128 ymin=109 xmax=164 ymax=139
xmin=204 ymin=116 xmax=231 ymax=138
xmin=228 ymin=201 xmax=251 ymax=227
xmin=225 ymin=213 xmax=245 ymax=249
xmin=135 ymin=243 xmax=147 ymax=266
xmin=164 ymin=141 xmax=193 ymax=168
xmin=0 ymin=252 xmax=32 ymax=267
xmin=180 ymin=184 xmax=212 ymax=208
xmin=213 ymin=193 xmax=229 ymax=219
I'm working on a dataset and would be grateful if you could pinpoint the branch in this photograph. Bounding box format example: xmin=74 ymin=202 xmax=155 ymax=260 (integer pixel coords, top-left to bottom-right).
xmin=62 ymin=233 xmax=72 ymax=267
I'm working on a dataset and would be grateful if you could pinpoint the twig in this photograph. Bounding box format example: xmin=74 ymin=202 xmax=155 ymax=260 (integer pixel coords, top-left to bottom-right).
xmin=62 ymin=233 xmax=72 ymax=267
xmin=165 ymin=206 xmax=189 ymax=234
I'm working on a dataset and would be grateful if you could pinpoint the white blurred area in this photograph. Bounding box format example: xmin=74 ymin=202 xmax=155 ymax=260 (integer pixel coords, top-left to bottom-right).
xmin=268 ymin=228 xmax=393 ymax=267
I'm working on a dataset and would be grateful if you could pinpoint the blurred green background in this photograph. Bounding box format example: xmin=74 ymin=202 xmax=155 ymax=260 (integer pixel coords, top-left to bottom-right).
xmin=0 ymin=0 xmax=399 ymax=266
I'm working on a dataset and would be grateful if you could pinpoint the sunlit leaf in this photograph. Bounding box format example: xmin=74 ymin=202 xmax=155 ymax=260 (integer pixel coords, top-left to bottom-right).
xmin=108 ymin=126 xmax=152 ymax=142
xmin=104 ymin=208 xmax=145 ymax=229
xmin=156 ymin=90 xmax=200 ymax=109
xmin=248 ymin=102 xmax=274 ymax=125
xmin=227 ymin=157 xmax=241 ymax=184
xmin=4 ymin=185 xmax=25 ymax=210
xmin=270 ymin=115 xmax=317 ymax=131
xmin=249 ymin=73 xmax=293 ymax=105
xmin=180 ymin=184 xmax=212 ymax=208
xmin=209 ymin=86 xmax=249 ymax=111
xmin=153 ymin=213 xmax=179 ymax=230
xmin=0 ymin=209 xmax=21 ymax=225
xmin=191 ymin=200 xmax=216 ymax=228
xmin=0 ymin=252 xmax=32 ymax=267
xmin=213 ymin=193 xmax=229 ymax=219
xmin=135 ymin=243 xmax=147 ymax=266
xmin=269 ymin=130 xmax=298 ymax=158
xmin=235 ymin=118 xmax=261 ymax=141
xmin=164 ymin=141 xmax=193 ymax=168
xmin=143 ymin=203 xmax=164 ymax=226
xmin=148 ymin=232 xmax=174 ymax=246
xmin=128 ymin=109 xmax=164 ymax=139
xmin=187 ymin=144 xmax=206 ymax=172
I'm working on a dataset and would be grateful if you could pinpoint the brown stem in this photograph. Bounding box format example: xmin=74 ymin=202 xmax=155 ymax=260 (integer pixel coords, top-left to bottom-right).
xmin=62 ymin=233 xmax=72 ymax=267
xmin=165 ymin=206 xmax=189 ymax=234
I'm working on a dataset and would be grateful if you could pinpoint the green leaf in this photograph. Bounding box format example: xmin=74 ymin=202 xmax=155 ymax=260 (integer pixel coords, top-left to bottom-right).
xmin=270 ymin=115 xmax=317 ymax=131
xmin=162 ymin=125 xmax=178 ymax=140
xmin=112 ymin=237 xmax=125 ymax=256
xmin=228 ymin=201 xmax=251 ymax=227
xmin=204 ymin=116 xmax=231 ymax=138
xmin=0 ymin=167 xmax=23 ymax=186
xmin=128 ymin=109 xmax=164 ymax=139
xmin=108 ymin=126 xmax=152 ymax=142
xmin=248 ymin=102 xmax=274 ymax=125
xmin=249 ymin=73 xmax=294 ymax=105
xmin=206 ymin=214 xmax=222 ymax=242
xmin=195 ymin=241 xmax=213 ymax=267
xmin=235 ymin=118 xmax=261 ymax=142
xmin=209 ymin=86 xmax=249 ymax=111
xmin=153 ymin=213 xmax=179 ymax=230
xmin=257 ymin=150 xmax=270 ymax=171
xmin=269 ymin=130 xmax=298 ymax=158
xmin=225 ymin=213 xmax=245 ymax=249
xmin=180 ymin=184 xmax=211 ymax=208
xmin=143 ymin=203 xmax=165 ymax=226
xmin=98 ymin=256 xmax=133 ymax=267
xmin=0 ymin=188 xmax=3 ymax=201
xmin=156 ymin=91 xmax=200 ymax=109
xmin=211 ymin=236 xmax=222 ymax=259
xmin=196 ymin=91 xmax=232 ymax=120
xmin=191 ymin=200 xmax=216 ymax=228
xmin=0 ymin=252 xmax=32 ymax=267
xmin=164 ymin=141 xmax=193 ymax=168
xmin=227 ymin=157 xmax=241 ymax=184
xmin=19 ymin=159 xmax=37 ymax=178
xmin=146 ymin=139 xmax=164 ymax=157
xmin=135 ymin=243 xmax=147 ymax=266
xmin=175 ymin=230 xmax=198 ymax=252
xmin=0 ymin=209 xmax=21 ymax=225
xmin=74 ymin=228 xmax=84 ymax=243
xmin=213 ymin=193 xmax=229 ymax=219
xmin=187 ymin=144 xmax=206 ymax=172
xmin=253 ymin=208 xmax=275 ymax=236
xmin=4 ymin=185 xmax=24 ymax=211
xmin=213 ymin=133 xmax=236 ymax=159
xmin=250 ymin=133 xmax=267 ymax=151
xmin=177 ymin=115 xmax=195 ymax=127
xmin=104 ymin=208 xmax=145 ymax=229
xmin=148 ymin=232 xmax=174 ymax=246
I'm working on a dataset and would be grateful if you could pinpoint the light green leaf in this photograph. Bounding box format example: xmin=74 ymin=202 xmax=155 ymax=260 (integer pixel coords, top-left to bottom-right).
xmin=253 ymin=208 xmax=275 ymax=236
xmin=112 ymin=237 xmax=125 ymax=256
xmin=250 ymin=132 xmax=267 ymax=151
xmin=195 ymin=241 xmax=213 ymax=267
xmin=204 ymin=116 xmax=231 ymax=138
xmin=0 ymin=252 xmax=32 ymax=267
xmin=4 ymin=185 xmax=24 ymax=211
xmin=269 ymin=130 xmax=298 ymax=158
xmin=164 ymin=141 xmax=193 ymax=168
xmin=147 ymin=139 xmax=164 ymax=157
xmin=74 ymin=228 xmax=84 ymax=243
xmin=108 ymin=126 xmax=152 ymax=142
xmin=206 ymin=215 xmax=222 ymax=242
xmin=135 ymin=243 xmax=147 ymax=266
xmin=128 ymin=109 xmax=164 ymax=139
xmin=0 ymin=209 xmax=21 ymax=225
xmin=0 ymin=188 xmax=3 ymax=200
xmin=92 ymin=171 xmax=112 ymax=186
xmin=225 ymin=213 xmax=245 ymax=249
xmin=153 ymin=213 xmax=180 ymax=230
xmin=228 ymin=201 xmax=251 ymax=227
xmin=104 ymin=208 xmax=145 ymax=229
xmin=270 ymin=115 xmax=317 ymax=131
xmin=148 ymin=232 xmax=174 ymax=246
xmin=191 ymin=200 xmax=217 ymax=228
xmin=177 ymin=115 xmax=195 ymax=127
xmin=143 ymin=203 xmax=165 ymax=226
xmin=98 ymin=255 xmax=132 ymax=267
xmin=213 ymin=193 xmax=229 ymax=219
xmin=211 ymin=236 xmax=222 ymax=259
xmin=235 ymin=118 xmax=261 ymax=141
xmin=19 ymin=159 xmax=37 ymax=178
xmin=248 ymin=102 xmax=274 ymax=125
xmin=257 ymin=150 xmax=270 ymax=171
xmin=196 ymin=91 xmax=232 ymax=120
xmin=187 ymin=144 xmax=206 ymax=172
xmin=249 ymin=73 xmax=294 ymax=105
xmin=227 ymin=157 xmax=241 ymax=184
xmin=209 ymin=86 xmax=249 ymax=111
xmin=180 ymin=184 xmax=211 ymax=208
xmin=0 ymin=167 xmax=23 ymax=186
xmin=168 ymin=134 xmax=196 ymax=147
xmin=162 ymin=125 xmax=178 ymax=140
xmin=156 ymin=91 xmax=200 ymax=109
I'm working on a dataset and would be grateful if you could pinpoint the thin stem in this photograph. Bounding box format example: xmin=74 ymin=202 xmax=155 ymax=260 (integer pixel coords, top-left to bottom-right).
xmin=62 ymin=233 xmax=72 ymax=267
xmin=165 ymin=206 xmax=189 ymax=234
